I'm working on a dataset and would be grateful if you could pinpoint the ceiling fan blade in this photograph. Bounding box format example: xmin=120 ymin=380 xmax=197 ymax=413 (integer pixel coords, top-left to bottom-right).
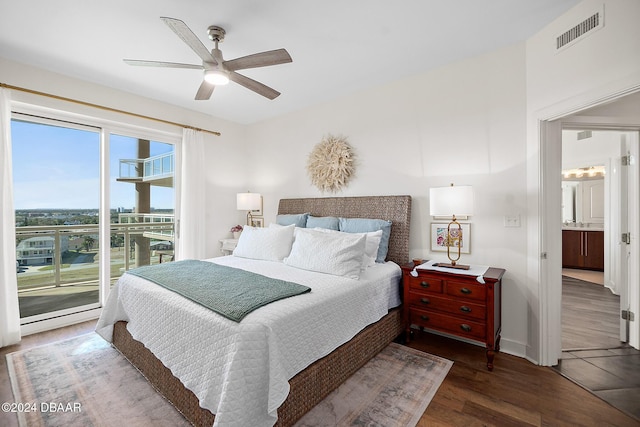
xmin=123 ymin=59 xmax=203 ymax=69
xmin=195 ymin=80 xmax=215 ymax=100
xmin=224 ymin=48 xmax=292 ymax=72
xmin=229 ymin=72 xmax=281 ymax=100
xmin=160 ymin=17 xmax=216 ymax=64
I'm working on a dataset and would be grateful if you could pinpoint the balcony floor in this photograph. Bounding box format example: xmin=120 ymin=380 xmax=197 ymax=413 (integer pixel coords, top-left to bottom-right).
xmin=19 ymin=283 xmax=98 ymax=318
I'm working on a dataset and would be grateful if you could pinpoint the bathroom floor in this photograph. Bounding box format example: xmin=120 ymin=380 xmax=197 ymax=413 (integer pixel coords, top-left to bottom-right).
xmin=554 ymin=270 xmax=640 ymax=420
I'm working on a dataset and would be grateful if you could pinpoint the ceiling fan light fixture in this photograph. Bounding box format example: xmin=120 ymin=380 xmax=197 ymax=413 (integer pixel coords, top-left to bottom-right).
xmin=204 ymin=70 xmax=229 ymax=85
xmin=125 ymin=18 xmax=291 ymax=100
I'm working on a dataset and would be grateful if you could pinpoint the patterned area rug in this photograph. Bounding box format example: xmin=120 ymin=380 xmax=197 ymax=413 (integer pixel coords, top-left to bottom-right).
xmin=294 ymin=342 xmax=452 ymax=426
xmin=7 ymin=333 xmax=452 ymax=427
xmin=6 ymin=333 xmax=190 ymax=427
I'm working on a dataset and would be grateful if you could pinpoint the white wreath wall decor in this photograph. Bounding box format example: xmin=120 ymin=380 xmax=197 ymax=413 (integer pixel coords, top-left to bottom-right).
xmin=307 ymin=134 xmax=355 ymax=193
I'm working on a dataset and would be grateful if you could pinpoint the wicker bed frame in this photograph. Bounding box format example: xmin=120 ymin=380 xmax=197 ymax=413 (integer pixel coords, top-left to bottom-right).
xmin=112 ymin=195 xmax=412 ymax=427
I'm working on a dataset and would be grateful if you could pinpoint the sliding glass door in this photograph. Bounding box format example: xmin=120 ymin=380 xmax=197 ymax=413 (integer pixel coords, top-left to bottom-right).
xmin=12 ymin=117 xmax=101 ymax=321
xmin=109 ymin=134 xmax=175 ymax=285
xmin=11 ymin=114 xmax=176 ymax=325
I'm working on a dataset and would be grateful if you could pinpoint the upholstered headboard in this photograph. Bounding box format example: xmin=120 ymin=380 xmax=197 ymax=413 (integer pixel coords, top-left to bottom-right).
xmin=278 ymin=195 xmax=412 ymax=265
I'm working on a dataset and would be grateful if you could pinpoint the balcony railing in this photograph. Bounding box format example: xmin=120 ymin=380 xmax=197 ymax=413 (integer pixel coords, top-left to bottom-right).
xmin=15 ymin=221 xmax=174 ymax=292
xmin=118 ymin=213 xmax=175 ymax=241
xmin=119 ymin=152 xmax=174 ymax=182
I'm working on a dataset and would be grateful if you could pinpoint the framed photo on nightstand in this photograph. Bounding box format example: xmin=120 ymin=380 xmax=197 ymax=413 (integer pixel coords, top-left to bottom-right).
xmin=251 ymin=217 xmax=264 ymax=227
xmin=431 ymin=222 xmax=470 ymax=253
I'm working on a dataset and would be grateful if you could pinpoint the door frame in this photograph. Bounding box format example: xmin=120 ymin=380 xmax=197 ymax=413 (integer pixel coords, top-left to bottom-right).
xmin=537 ymin=97 xmax=640 ymax=365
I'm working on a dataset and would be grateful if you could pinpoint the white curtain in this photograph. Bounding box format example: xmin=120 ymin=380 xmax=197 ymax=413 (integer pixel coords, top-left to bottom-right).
xmin=176 ymin=128 xmax=207 ymax=260
xmin=0 ymin=88 xmax=21 ymax=347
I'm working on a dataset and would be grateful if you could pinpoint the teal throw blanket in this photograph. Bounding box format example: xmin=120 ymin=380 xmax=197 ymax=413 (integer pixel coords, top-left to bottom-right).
xmin=126 ymin=260 xmax=311 ymax=322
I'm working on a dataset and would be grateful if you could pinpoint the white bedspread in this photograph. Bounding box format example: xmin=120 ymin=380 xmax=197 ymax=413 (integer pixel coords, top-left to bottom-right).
xmin=96 ymin=256 xmax=401 ymax=427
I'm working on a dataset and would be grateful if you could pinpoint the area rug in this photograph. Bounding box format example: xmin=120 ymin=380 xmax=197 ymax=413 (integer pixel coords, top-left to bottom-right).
xmin=294 ymin=342 xmax=452 ymax=426
xmin=7 ymin=334 xmax=452 ymax=427
xmin=6 ymin=333 xmax=190 ymax=427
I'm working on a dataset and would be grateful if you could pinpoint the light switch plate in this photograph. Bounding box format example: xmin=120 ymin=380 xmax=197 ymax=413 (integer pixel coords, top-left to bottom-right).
xmin=504 ymin=215 xmax=521 ymax=227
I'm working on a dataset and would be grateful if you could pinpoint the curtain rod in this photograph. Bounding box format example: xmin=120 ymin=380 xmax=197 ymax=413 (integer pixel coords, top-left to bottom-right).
xmin=1 ymin=82 xmax=221 ymax=136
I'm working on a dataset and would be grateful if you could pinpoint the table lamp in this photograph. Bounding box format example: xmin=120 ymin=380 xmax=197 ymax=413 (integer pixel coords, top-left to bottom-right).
xmin=429 ymin=184 xmax=473 ymax=270
xmin=237 ymin=192 xmax=262 ymax=226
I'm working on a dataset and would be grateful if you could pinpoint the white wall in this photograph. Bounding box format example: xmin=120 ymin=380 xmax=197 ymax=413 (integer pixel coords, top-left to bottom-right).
xmin=244 ymin=43 xmax=531 ymax=358
xmin=526 ymin=0 xmax=640 ymax=115
xmin=240 ymin=0 xmax=640 ymax=363
xmin=562 ymin=130 xmax=623 ymax=170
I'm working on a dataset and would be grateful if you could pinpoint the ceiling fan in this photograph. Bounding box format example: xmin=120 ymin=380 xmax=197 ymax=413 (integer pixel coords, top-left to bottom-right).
xmin=124 ymin=17 xmax=292 ymax=100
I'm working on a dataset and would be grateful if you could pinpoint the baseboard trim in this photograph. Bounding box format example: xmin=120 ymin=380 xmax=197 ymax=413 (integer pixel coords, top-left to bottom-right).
xmin=20 ymin=308 xmax=101 ymax=336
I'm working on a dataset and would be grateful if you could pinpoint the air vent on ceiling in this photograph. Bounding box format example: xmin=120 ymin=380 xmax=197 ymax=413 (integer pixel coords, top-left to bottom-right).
xmin=556 ymin=6 xmax=604 ymax=52
xmin=577 ymin=130 xmax=592 ymax=140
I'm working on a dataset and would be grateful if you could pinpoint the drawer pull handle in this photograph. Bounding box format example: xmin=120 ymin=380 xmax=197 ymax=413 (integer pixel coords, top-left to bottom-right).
xmin=460 ymin=287 xmax=472 ymax=295
xmin=460 ymin=306 xmax=472 ymax=313
xmin=460 ymin=324 xmax=472 ymax=332
xmin=420 ymin=281 xmax=430 ymax=288
xmin=420 ymin=315 xmax=430 ymax=321
xmin=420 ymin=298 xmax=430 ymax=305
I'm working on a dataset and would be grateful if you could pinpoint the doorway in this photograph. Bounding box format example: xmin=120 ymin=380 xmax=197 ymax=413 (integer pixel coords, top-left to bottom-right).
xmin=538 ymin=89 xmax=640 ymax=368
xmin=561 ymin=129 xmax=627 ymax=350
xmin=549 ymin=111 xmax=640 ymax=421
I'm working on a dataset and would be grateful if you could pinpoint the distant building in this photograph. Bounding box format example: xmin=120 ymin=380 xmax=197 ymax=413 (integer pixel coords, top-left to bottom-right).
xmin=16 ymin=236 xmax=69 ymax=265
xmin=150 ymin=240 xmax=173 ymax=251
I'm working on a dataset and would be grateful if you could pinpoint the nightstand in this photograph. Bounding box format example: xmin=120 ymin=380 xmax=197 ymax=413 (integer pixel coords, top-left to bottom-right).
xmin=401 ymin=261 xmax=505 ymax=371
xmin=219 ymin=238 xmax=239 ymax=255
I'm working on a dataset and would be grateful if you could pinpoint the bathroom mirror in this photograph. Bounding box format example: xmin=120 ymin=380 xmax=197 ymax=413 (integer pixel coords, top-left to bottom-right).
xmin=561 ymin=177 xmax=604 ymax=225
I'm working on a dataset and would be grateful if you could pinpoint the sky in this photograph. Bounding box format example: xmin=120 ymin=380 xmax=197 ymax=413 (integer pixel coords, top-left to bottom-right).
xmin=11 ymin=119 xmax=174 ymax=210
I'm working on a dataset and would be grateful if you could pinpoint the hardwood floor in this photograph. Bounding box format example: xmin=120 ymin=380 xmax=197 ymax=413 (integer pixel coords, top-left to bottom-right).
xmin=561 ymin=274 xmax=621 ymax=350
xmin=562 ymin=268 xmax=604 ymax=286
xmin=2 ymin=319 xmax=638 ymax=426
xmin=408 ymin=330 xmax=638 ymax=426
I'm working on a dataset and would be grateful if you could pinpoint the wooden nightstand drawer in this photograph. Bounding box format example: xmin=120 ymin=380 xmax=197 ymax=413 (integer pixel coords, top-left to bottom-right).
xmin=409 ymin=308 xmax=486 ymax=341
xmin=406 ymin=276 xmax=444 ymax=293
xmin=407 ymin=293 xmax=486 ymax=321
xmin=402 ymin=263 xmax=505 ymax=371
xmin=446 ymin=280 xmax=486 ymax=301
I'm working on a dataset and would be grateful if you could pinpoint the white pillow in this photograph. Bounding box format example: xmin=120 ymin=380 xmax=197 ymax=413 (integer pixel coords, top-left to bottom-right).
xmin=284 ymin=228 xmax=366 ymax=279
xmin=311 ymin=228 xmax=382 ymax=269
xmin=361 ymin=230 xmax=383 ymax=268
xmin=270 ymin=222 xmax=303 ymax=239
xmin=233 ymin=224 xmax=295 ymax=261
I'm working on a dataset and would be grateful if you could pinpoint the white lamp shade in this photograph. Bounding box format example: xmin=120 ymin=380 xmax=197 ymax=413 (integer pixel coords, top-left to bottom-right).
xmin=237 ymin=192 xmax=262 ymax=211
xmin=429 ymin=185 xmax=473 ymax=216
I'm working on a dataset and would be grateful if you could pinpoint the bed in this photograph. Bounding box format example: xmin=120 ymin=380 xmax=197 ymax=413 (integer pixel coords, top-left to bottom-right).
xmin=96 ymin=195 xmax=411 ymax=427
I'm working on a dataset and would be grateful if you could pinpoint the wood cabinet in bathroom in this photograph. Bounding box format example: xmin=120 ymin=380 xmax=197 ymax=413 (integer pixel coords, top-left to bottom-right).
xmin=562 ymin=229 xmax=604 ymax=271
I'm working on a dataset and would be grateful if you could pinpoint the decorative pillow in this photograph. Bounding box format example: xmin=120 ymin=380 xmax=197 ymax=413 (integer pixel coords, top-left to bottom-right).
xmin=311 ymin=228 xmax=381 ymax=268
xmin=270 ymin=222 xmax=305 ymax=243
xmin=361 ymin=229 xmax=383 ymax=267
xmin=233 ymin=224 xmax=295 ymax=261
xmin=284 ymin=228 xmax=366 ymax=279
xmin=338 ymin=217 xmax=392 ymax=263
xmin=306 ymin=215 xmax=340 ymax=230
xmin=276 ymin=213 xmax=309 ymax=227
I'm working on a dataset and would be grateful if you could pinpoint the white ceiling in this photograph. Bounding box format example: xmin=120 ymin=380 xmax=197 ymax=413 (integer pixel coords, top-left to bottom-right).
xmin=0 ymin=0 xmax=580 ymax=125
